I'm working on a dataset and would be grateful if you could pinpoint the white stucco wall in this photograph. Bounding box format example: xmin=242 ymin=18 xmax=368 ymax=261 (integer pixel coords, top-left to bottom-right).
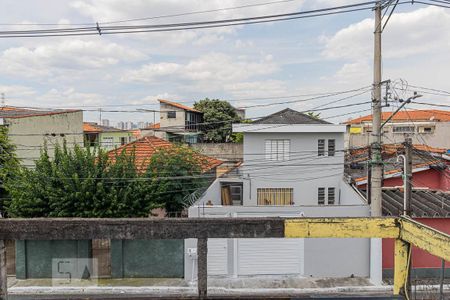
xmin=5 ymin=111 xmax=84 ymax=167
xmin=159 ymin=102 xmax=186 ymax=129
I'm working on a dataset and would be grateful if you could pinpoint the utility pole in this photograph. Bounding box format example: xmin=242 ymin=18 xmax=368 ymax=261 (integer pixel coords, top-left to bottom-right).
xmin=403 ymin=137 xmax=412 ymax=216
xmin=371 ymin=1 xmax=383 ymax=217
xmin=369 ymin=1 xmax=383 ymax=286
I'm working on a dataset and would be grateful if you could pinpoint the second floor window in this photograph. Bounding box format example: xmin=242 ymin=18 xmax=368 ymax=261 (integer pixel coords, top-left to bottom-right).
xmin=167 ymin=111 xmax=176 ymax=118
xmin=393 ymin=126 xmax=414 ymax=133
xmin=328 ymin=187 xmax=336 ymax=205
xmin=318 ymin=187 xmax=325 ymax=205
xmin=318 ymin=139 xmax=325 ymax=156
xmin=328 ymin=139 xmax=335 ymax=156
xmin=257 ymin=188 xmax=293 ymax=206
xmin=265 ymin=139 xmax=290 ymax=161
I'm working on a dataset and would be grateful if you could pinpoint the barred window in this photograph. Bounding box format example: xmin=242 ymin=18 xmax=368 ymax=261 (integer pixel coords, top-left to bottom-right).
xmin=265 ymin=139 xmax=290 ymax=161
xmin=393 ymin=126 xmax=415 ymax=133
xmin=167 ymin=111 xmax=176 ymax=118
xmin=318 ymin=139 xmax=325 ymax=156
xmin=257 ymin=188 xmax=294 ymax=206
xmin=328 ymin=187 xmax=336 ymax=205
xmin=328 ymin=139 xmax=335 ymax=156
xmin=318 ymin=187 xmax=325 ymax=205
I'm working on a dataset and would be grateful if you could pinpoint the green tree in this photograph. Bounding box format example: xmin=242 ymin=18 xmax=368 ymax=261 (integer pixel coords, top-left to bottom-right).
xmin=306 ymin=112 xmax=321 ymax=119
xmin=194 ymin=98 xmax=241 ymax=143
xmin=4 ymin=143 xmax=154 ymax=218
xmin=144 ymin=145 xmax=212 ymax=213
xmin=0 ymin=127 xmax=20 ymax=215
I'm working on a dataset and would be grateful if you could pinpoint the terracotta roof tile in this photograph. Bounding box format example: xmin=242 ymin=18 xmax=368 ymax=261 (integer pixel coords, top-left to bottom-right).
xmin=145 ymin=123 xmax=160 ymax=129
xmin=158 ymin=99 xmax=201 ymax=113
xmin=345 ymin=110 xmax=450 ymax=124
xmin=107 ymin=136 xmax=222 ymax=172
xmin=83 ymin=122 xmax=124 ymax=133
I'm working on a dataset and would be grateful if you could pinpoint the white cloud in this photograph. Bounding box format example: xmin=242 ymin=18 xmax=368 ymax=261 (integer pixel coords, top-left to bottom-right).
xmin=0 ymin=39 xmax=146 ymax=78
xmin=37 ymin=88 xmax=106 ymax=107
xmin=122 ymin=52 xmax=279 ymax=91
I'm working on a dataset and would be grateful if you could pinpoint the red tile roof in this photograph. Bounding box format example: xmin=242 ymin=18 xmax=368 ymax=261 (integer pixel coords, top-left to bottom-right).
xmin=107 ymin=136 xmax=222 ymax=172
xmin=158 ymin=99 xmax=201 ymax=113
xmin=83 ymin=122 xmax=124 ymax=133
xmin=345 ymin=110 xmax=450 ymax=124
xmin=145 ymin=123 xmax=160 ymax=129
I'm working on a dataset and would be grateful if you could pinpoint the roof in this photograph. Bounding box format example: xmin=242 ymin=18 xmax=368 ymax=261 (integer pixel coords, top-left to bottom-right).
xmin=0 ymin=106 xmax=81 ymax=119
xmin=158 ymin=99 xmax=201 ymax=113
xmin=253 ymin=108 xmax=331 ymax=125
xmin=347 ymin=144 xmax=449 ymax=185
xmin=144 ymin=123 xmax=160 ymax=129
xmin=345 ymin=110 xmax=450 ymax=124
xmin=83 ymin=122 xmax=125 ymax=133
xmin=381 ymin=189 xmax=450 ymax=217
xmin=107 ymin=136 xmax=222 ymax=172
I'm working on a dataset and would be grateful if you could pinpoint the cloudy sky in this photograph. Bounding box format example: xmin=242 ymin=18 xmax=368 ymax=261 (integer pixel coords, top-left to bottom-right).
xmin=1 ymin=0 xmax=449 ymax=125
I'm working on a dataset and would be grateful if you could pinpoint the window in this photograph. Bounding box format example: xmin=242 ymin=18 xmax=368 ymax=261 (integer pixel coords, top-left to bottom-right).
xmin=318 ymin=188 xmax=325 ymax=205
xmin=393 ymin=126 xmax=415 ymax=133
xmin=167 ymin=111 xmax=176 ymax=118
xmin=418 ymin=126 xmax=434 ymax=134
xmin=102 ymin=137 xmax=114 ymax=148
xmin=257 ymin=188 xmax=293 ymax=206
xmin=120 ymin=137 xmax=127 ymax=145
xmin=328 ymin=188 xmax=335 ymax=205
xmin=265 ymin=139 xmax=290 ymax=161
xmin=318 ymin=139 xmax=325 ymax=156
xmin=328 ymin=139 xmax=335 ymax=157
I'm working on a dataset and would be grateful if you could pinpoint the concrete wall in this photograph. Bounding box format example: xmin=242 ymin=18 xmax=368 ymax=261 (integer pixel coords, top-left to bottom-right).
xmin=5 ymin=111 xmax=83 ymax=167
xmin=160 ymin=102 xmax=186 ymax=129
xmin=241 ymin=132 xmax=345 ymax=206
xmin=190 ymin=143 xmax=243 ymax=162
xmin=185 ymin=204 xmax=370 ymax=279
xmin=346 ymin=122 xmax=450 ymax=149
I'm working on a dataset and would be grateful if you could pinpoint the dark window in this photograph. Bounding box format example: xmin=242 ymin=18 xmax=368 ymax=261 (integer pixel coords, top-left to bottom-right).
xmin=328 ymin=139 xmax=335 ymax=156
xmin=328 ymin=188 xmax=335 ymax=205
xmin=318 ymin=188 xmax=325 ymax=205
xmin=120 ymin=137 xmax=127 ymax=145
xmin=167 ymin=111 xmax=176 ymax=118
xmin=393 ymin=126 xmax=415 ymax=133
xmin=318 ymin=139 xmax=325 ymax=156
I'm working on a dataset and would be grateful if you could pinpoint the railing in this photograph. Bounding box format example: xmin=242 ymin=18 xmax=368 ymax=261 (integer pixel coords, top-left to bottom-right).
xmin=0 ymin=217 xmax=448 ymax=299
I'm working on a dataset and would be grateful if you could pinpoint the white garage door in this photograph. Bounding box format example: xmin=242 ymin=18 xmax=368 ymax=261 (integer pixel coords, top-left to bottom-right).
xmin=237 ymin=238 xmax=304 ymax=275
xmin=207 ymin=239 xmax=228 ymax=276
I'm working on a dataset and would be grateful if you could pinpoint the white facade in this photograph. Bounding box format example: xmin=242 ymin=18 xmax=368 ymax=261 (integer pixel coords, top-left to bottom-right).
xmin=186 ymin=120 xmax=370 ymax=281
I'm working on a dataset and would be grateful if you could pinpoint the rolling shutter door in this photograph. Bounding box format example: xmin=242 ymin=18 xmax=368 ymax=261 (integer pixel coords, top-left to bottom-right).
xmin=237 ymin=238 xmax=304 ymax=275
xmin=207 ymin=239 xmax=228 ymax=276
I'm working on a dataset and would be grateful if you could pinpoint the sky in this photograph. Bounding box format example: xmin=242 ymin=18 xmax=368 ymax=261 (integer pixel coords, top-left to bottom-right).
xmin=0 ymin=0 xmax=449 ymax=125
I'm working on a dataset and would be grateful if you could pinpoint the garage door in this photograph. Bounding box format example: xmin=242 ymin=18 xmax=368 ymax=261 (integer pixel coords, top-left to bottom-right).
xmin=237 ymin=238 xmax=304 ymax=275
xmin=207 ymin=239 xmax=228 ymax=276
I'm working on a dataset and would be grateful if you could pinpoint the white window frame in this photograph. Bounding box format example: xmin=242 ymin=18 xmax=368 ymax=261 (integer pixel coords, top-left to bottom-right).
xmin=265 ymin=139 xmax=290 ymax=161
xmin=102 ymin=136 xmax=114 ymax=148
xmin=328 ymin=139 xmax=335 ymax=157
xmin=318 ymin=187 xmax=325 ymax=205
xmin=318 ymin=139 xmax=325 ymax=156
xmin=327 ymin=187 xmax=336 ymax=205
xmin=393 ymin=126 xmax=415 ymax=133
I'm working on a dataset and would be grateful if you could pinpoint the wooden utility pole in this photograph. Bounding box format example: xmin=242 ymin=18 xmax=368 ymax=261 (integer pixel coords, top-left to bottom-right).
xmin=371 ymin=1 xmax=383 ymax=217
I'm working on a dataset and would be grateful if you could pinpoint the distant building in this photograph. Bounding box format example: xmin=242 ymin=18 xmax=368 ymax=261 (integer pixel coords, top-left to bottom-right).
xmin=345 ymin=109 xmax=450 ymax=149
xmin=83 ymin=122 xmax=135 ymax=151
xmin=156 ymin=99 xmax=203 ymax=144
xmin=101 ymin=119 xmax=110 ymax=127
xmin=117 ymin=121 xmax=125 ymax=130
xmin=0 ymin=106 xmax=83 ymax=166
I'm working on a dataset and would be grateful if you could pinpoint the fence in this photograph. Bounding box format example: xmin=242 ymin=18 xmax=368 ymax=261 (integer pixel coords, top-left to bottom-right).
xmin=0 ymin=217 xmax=448 ymax=299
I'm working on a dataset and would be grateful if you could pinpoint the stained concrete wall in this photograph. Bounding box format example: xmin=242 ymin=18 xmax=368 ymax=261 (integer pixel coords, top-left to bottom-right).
xmin=190 ymin=143 xmax=243 ymax=162
xmin=5 ymin=111 xmax=83 ymax=167
xmin=159 ymin=102 xmax=186 ymax=129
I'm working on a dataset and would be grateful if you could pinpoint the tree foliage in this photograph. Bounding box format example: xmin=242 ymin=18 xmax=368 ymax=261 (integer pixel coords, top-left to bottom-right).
xmin=194 ymin=98 xmax=242 ymax=143
xmin=4 ymin=143 xmax=209 ymax=217
xmin=0 ymin=127 xmax=20 ymax=215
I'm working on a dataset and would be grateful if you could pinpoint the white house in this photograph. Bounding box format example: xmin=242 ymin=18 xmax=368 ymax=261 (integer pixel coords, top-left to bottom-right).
xmin=185 ymin=108 xmax=371 ymax=281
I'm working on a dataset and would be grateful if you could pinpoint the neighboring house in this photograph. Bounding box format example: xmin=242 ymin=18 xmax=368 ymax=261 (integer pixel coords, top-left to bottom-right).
xmin=157 ymin=99 xmax=203 ymax=144
xmin=185 ymin=108 xmax=371 ymax=280
xmin=380 ymin=189 xmax=450 ymax=278
xmin=0 ymin=106 xmax=83 ymax=166
xmin=83 ymin=122 xmax=134 ymax=151
xmin=106 ymin=136 xmax=222 ymax=174
xmin=234 ymin=107 xmax=246 ymax=119
xmin=347 ymin=144 xmax=450 ymax=192
xmin=345 ymin=110 xmax=450 ymax=149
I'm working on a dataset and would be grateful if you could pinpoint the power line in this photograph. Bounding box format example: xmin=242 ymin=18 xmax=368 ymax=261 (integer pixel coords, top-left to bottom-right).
xmin=0 ymin=2 xmax=380 ymax=38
